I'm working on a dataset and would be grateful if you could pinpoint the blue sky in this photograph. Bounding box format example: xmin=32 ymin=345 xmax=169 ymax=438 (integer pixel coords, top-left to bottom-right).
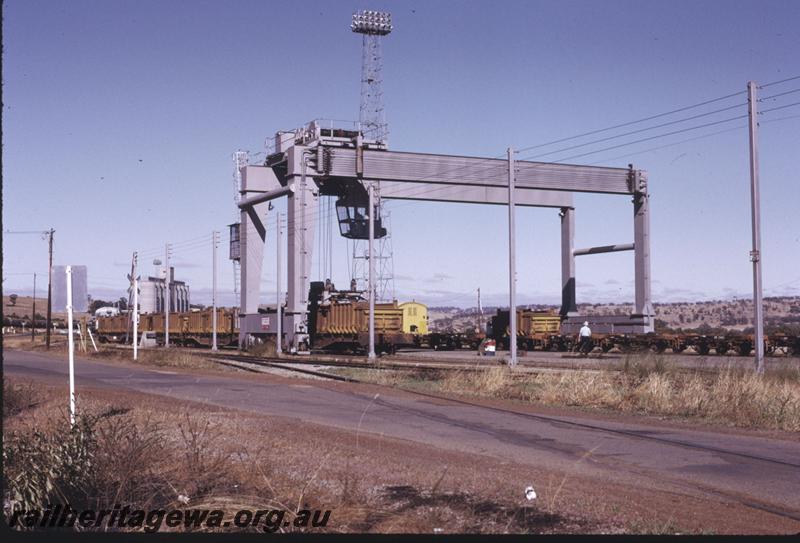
xmin=3 ymin=0 xmax=799 ymax=308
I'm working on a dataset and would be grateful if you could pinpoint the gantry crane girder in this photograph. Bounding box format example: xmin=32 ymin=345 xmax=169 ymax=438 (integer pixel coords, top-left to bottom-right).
xmin=237 ymin=123 xmax=653 ymax=350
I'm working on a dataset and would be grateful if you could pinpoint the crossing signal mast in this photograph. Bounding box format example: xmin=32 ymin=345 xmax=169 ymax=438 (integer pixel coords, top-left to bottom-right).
xmin=350 ymin=10 xmax=395 ymax=301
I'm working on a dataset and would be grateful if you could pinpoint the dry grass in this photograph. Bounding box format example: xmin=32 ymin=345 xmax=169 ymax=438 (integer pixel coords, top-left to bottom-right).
xmin=3 ymin=335 xmax=69 ymax=350
xmin=440 ymin=367 xmax=511 ymax=398
xmin=527 ymin=362 xmax=800 ymax=431
xmin=341 ymin=355 xmax=800 ymax=432
xmin=4 ymin=337 xmax=231 ymax=373
xmin=80 ymin=346 xmax=227 ymax=372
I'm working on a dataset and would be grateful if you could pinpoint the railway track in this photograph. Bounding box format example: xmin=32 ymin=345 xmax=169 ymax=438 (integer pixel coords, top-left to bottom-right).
xmin=204 ymin=352 xmax=493 ymax=376
xmin=205 ymin=349 xmax=797 ymax=378
xmin=95 ymin=341 xmax=796 ymax=376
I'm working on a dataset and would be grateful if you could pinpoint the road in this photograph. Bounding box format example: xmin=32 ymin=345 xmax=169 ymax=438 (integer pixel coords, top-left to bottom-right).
xmin=5 ymin=349 xmax=800 ymax=527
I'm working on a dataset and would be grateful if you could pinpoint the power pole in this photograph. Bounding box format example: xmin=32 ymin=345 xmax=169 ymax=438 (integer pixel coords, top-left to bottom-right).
xmin=212 ymin=231 xmax=219 ymax=351
xmin=45 ymin=229 xmax=54 ymax=348
xmin=507 ymin=148 xmax=517 ymax=367
xmin=276 ymin=212 xmax=283 ymax=355
xmin=477 ymin=287 xmax=483 ymax=334
xmin=747 ymin=81 xmax=765 ymax=374
xmin=133 ymin=252 xmax=139 ymax=361
xmin=164 ymin=243 xmax=171 ymax=348
xmin=368 ymin=184 xmax=376 ymax=361
xmin=31 ymin=273 xmax=37 ymax=341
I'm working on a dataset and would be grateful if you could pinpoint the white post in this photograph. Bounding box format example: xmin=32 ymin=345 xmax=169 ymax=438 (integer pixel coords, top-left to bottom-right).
xmin=368 ymin=184 xmax=376 ymax=361
xmin=164 ymin=243 xmax=170 ymax=348
xmin=87 ymin=325 xmax=98 ymax=352
xmin=508 ymin=147 xmax=518 ymax=367
xmin=212 ymin=231 xmax=218 ymax=351
xmin=66 ymin=265 xmax=76 ymax=425
xmin=276 ymin=212 xmax=283 ymax=355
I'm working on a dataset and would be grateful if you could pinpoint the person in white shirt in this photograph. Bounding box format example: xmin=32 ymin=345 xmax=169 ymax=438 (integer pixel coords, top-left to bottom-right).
xmin=578 ymin=321 xmax=592 ymax=355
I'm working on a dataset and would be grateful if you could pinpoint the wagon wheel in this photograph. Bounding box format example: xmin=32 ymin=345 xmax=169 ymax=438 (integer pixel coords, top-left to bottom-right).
xmin=601 ymin=342 xmax=613 ymax=353
xmin=715 ymin=342 xmax=729 ymax=356
xmin=738 ymin=341 xmax=753 ymax=356
xmin=696 ymin=343 xmax=710 ymax=356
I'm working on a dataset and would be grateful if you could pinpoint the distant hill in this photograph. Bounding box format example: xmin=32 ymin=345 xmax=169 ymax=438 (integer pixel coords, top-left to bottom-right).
xmin=2 ymin=295 xmax=90 ymax=323
xmin=429 ymin=296 xmax=800 ymax=334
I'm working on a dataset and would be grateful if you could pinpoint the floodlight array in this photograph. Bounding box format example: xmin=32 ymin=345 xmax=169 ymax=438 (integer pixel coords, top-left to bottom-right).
xmin=351 ymin=10 xmax=392 ymax=35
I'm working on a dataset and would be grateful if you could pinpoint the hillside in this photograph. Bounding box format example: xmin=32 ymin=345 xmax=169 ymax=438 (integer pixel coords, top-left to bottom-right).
xmin=428 ymin=296 xmax=800 ymax=334
xmin=2 ymin=295 xmax=90 ymax=324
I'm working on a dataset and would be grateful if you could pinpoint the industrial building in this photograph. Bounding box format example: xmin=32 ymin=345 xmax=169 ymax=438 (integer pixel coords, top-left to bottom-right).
xmin=138 ymin=267 xmax=190 ymax=314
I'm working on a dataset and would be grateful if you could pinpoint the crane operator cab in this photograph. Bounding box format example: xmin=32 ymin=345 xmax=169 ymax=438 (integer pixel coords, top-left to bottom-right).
xmin=335 ymin=184 xmax=387 ymax=240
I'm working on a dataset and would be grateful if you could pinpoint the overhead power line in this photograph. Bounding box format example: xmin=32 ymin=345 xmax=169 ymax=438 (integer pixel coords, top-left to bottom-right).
xmin=760 ymin=100 xmax=800 ymax=114
xmin=760 ymin=74 xmax=800 ymax=88
xmin=760 ymin=87 xmax=800 ymax=101
xmin=531 ymin=113 xmax=750 ymax=164
xmin=514 ymin=90 xmax=746 ymax=154
xmin=522 ymin=102 xmax=747 ymax=160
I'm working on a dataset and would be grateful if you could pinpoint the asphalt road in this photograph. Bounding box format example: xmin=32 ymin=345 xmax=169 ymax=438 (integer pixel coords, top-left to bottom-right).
xmin=5 ymin=349 xmax=800 ymax=524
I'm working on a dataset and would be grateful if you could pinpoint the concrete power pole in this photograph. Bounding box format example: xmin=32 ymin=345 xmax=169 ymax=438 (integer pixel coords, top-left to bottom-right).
xmin=45 ymin=228 xmax=54 ymax=348
xmin=276 ymin=212 xmax=283 ymax=355
xmin=368 ymin=184 xmax=376 ymax=361
xmin=212 ymin=231 xmax=219 ymax=351
xmin=31 ymin=273 xmax=36 ymax=342
xmin=507 ymin=148 xmax=518 ymax=367
xmin=164 ymin=243 xmax=171 ymax=348
xmin=747 ymin=81 xmax=765 ymax=374
xmin=133 ymin=252 xmax=139 ymax=361
xmin=477 ymin=287 xmax=483 ymax=334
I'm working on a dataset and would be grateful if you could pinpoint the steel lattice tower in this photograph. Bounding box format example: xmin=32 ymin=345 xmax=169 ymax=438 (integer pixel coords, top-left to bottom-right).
xmin=231 ymin=150 xmax=249 ymax=305
xmin=351 ymin=10 xmax=395 ymax=300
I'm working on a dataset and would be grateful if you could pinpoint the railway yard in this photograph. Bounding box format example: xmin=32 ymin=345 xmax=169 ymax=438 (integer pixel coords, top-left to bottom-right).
xmin=5 ymin=2 xmax=800 ymax=536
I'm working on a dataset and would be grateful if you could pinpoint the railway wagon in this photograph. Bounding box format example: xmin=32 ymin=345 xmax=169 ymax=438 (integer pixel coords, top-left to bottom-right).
xmin=486 ymin=308 xmax=797 ymax=356
xmin=488 ymin=309 xmax=564 ymax=350
xmin=593 ymin=332 xmax=783 ymax=356
xmin=97 ymin=308 xmax=238 ymax=347
xmin=308 ymin=282 xmax=414 ymax=353
xmin=95 ymin=314 xmax=130 ymax=342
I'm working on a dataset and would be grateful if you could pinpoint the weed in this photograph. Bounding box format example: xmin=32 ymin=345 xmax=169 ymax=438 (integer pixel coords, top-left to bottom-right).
xmin=3 ymin=380 xmax=40 ymax=416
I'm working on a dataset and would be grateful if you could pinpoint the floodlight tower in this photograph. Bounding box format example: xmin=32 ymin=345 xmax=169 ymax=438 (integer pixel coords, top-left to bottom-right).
xmin=351 ymin=10 xmax=392 ymax=142
xmin=351 ymin=10 xmax=395 ymax=300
